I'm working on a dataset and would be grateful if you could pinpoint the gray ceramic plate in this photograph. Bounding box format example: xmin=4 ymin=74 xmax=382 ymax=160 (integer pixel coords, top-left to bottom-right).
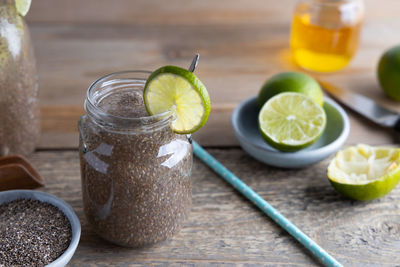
xmin=231 ymin=96 xmax=350 ymax=168
xmin=0 ymin=190 xmax=81 ymax=267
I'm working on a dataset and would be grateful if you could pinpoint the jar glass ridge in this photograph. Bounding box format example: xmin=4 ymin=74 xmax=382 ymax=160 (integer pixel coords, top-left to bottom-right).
xmin=84 ymin=70 xmax=174 ymax=132
xmin=78 ymin=71 xmax=193 ymax=247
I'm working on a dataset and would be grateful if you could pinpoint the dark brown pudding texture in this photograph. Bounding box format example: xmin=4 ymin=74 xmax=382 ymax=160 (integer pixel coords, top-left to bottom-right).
xmin=0 ymin=2 xmax=39 ymax=156
xmin=79 ymin=75 xmax=193 ymax=247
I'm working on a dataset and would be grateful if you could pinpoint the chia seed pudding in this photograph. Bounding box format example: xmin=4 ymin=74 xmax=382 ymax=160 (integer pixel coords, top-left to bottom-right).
xmin=0 ymin=1 xmax=39 ymax=156
xmin=0 ymin=198 xmax=72 ymax=266
xmin=78 ymin=71 xmax=193 ymax=247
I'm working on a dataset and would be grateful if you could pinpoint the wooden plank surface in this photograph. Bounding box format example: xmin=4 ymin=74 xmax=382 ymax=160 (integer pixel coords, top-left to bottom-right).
xmin=22 ymin=0 xmax=400 ymax=148
xmin=30 ymin=149 xmax=400 ymax=266
xmin=38 ymin=105 xmax=400 ymax=149
xmin=6 ymin=1 xmax=400 ymax=266
xmin=25 ymin=0 xmax=400 ymax=25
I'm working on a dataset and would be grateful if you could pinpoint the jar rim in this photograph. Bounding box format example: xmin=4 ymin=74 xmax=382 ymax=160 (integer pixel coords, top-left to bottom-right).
xmin=85 ymin=70 xmax=174 ymax=131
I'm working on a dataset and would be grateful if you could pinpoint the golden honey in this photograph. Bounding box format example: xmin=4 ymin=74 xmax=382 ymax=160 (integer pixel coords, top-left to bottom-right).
xmin=290 ymin=0 xmax=364 ymax=72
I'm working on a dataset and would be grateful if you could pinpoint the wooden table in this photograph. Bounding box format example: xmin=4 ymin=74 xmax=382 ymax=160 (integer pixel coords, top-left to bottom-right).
xmin=23 ymin=0 xmax=400 ymax=265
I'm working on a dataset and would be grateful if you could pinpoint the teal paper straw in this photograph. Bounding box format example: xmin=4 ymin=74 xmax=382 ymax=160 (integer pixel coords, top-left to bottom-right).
xmin=193 ymin=141 xmax=343 ymax=267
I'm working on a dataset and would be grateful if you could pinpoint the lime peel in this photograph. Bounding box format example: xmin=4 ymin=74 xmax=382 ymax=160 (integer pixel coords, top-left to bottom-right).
xmin=257 ymin=71 xmax=324 ymax=108
xmin=328 ymin=144 xmax=400 ymax=201
xmin=143 ymin=65 xmax=210 ymax=134
xmin=377 ymin=45 xmax=400 ymax=102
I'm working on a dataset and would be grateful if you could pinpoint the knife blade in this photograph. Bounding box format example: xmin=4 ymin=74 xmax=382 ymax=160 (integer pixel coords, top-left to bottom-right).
xmin=318 ymin=80 xmax=400 ymax=132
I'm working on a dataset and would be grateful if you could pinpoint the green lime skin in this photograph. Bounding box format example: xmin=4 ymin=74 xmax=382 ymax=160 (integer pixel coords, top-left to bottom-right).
xmin=328 ymin=148 xmax=400 ymax=201
xmin=258 ymin=93 xmax=327 ymax=152
xmin=257 ymin=72 xmax=323 ymax=108
xmin=143 ymin=65 xmax=211 ymax=134
xmin=259 ymin=123 xmax=325 ymax=152
xmin=377 ymin=45 xmax=400 ymax=101
xmin=329 ymin=168 xmax=400 ymax=201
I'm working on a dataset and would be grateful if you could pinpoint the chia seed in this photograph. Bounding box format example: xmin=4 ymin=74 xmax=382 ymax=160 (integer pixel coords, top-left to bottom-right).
xmin=0 ymin=199 xmax=72 ymax=266
xmin=78 ymin=72 xmax=193 ymax=247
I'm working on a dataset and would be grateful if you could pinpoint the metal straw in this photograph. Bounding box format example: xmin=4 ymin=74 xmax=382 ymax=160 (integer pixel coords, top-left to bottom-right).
xmin=188 ymin=54 xmax=343 ymax=267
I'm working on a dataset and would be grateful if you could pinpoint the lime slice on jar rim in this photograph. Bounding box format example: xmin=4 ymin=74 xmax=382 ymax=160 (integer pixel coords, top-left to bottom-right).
xmin=143 ymin=65 xmax=211 ymax=134
xmin=327 ymin=144 xmax=400 ymax=201
xmin=15 ymin=0 xmax=32 ymax=16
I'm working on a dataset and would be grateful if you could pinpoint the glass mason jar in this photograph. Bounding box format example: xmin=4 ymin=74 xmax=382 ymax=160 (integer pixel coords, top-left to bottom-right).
xmin=290 ymin=0 xmax=364 ymax=72
xmin=0 ymin=0 xmax=39 ymax=156
xmin=78 ymin=71 xmax=193 ymax=247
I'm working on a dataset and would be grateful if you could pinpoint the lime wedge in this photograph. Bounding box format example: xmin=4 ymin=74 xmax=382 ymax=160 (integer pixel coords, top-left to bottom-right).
xmin=328 ymin=144 xmax=400 ymax=201
xmin=15 ymin=0 xmax=32 ymax=16
xmin=143 ymin=65 xmax=211 ymax=134
xmin=258 ymin=92 xmax=326 ymax=152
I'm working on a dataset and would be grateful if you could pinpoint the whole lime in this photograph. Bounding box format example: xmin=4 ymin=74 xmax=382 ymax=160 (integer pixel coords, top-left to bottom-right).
xmin=377 ymin=45 xmax=400 ymax=101
xmin=257 ymin=72 xmax=323 ymax=108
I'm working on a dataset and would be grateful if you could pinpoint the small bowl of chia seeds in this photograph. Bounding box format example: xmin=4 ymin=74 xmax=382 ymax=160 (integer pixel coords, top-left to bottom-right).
xmin=0 ymin=190 xmax=81 ymax=267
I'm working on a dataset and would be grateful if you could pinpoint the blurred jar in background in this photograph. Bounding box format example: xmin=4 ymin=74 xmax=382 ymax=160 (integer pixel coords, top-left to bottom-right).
xmin=0 ymin=0 xmax=39 ymax=156
xmin=290 ymin=0 xmax=364 ymax=72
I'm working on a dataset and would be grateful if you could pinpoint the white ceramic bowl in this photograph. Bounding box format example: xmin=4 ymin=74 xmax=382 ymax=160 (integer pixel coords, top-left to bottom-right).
xmin=0 ymin=190 xmax=81 ymax=267
xmin=232 ymin=96 xmax=350 ymax=168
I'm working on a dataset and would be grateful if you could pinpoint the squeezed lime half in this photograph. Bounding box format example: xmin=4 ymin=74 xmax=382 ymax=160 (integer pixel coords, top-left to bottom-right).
xmin=328 ymin=144 xmax=400 ymax=201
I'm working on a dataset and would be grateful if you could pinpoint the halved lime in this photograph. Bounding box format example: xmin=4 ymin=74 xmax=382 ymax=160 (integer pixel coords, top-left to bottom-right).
xmin=258 ymin=92 xmax=326 ymax=152
xmin=328 ymin=144 xmax=400 ymax=201
xmin=15 ymin=0 xmax=32 ymax=16
xmin=143 ymin=65 xmax=211 ymax=134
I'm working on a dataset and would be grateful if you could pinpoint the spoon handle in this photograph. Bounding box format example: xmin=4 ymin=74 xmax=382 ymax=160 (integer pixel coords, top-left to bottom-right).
xmin=188 ymin=53 xmax=199 ymax=72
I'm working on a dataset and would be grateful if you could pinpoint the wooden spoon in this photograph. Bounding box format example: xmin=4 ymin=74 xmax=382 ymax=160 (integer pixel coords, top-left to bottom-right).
xmin=0 ymin=155 xmax=44 ymax=191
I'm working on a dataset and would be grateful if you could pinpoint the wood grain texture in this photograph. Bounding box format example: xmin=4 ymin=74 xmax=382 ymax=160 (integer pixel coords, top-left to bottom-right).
xmin=14 ymin=1 xmax=400 ymax=265
xmin=31 ymin=16 xmax=400 ymax=148
xmin=28 ymin=149 xmax=400 ymax=266
xmin=25 ymin=0 xmax=295 ymax=25
xmin=29 ymin=18 xmax=400 ymax=107
xmin=25 ymin=0 xmax=400 ymax=26
xmin=38 ymin=104 xmax=400 ymax=149
xmin=25 ymin=0 xmax=400 ymax=148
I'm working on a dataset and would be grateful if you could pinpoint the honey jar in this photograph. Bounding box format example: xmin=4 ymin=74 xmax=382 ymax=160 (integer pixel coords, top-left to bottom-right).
xmin=290 ymin=0 xmax=364 ymax=72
